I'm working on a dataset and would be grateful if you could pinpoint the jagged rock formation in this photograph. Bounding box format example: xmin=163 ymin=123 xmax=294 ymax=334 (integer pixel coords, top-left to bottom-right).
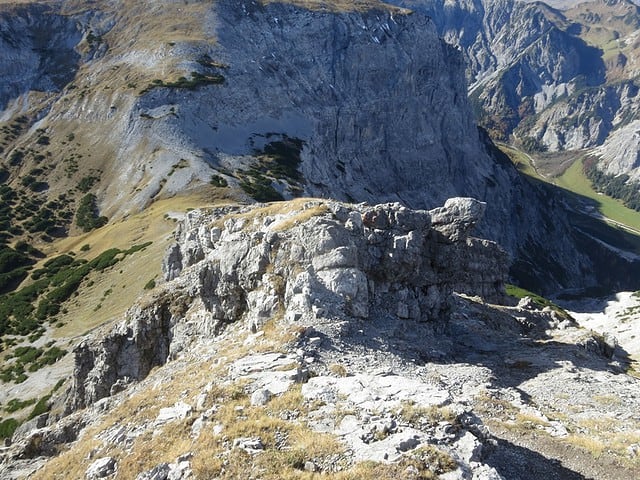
xmin=390 ymin=0 xmax=640 ymax=180
xmin=67 ymin=198 xmax=507 ymax=410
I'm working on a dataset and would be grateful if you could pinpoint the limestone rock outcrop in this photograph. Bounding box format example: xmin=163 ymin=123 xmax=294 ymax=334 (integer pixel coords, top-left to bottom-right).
xmin=66 ymin=198 xmax=507 ymax=411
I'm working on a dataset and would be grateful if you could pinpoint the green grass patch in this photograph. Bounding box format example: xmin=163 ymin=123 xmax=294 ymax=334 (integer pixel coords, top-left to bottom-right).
xmin=0 ymin=418 xmax=19 ymax=439
xmin=0 ymin=345 xmax=67 ymax=382
xmin=4 ymin=397 xmax=36 ymax=413
xmin=0 ymin=243 xmax=153 ymax=352
xmin=76 ymin=194 xmax=108 ymax=232
xmin=554 ymin=158 xmax=640 ymax=232
xmin=140 ymin=72 xmax=225 ymax=95
xmin=506 ymin=284 xmax=573 ymax=320
xmin=28 ymin=394 xmax=52 ymax=420
xmin=498 ymin=143 xmax=545 ymax=180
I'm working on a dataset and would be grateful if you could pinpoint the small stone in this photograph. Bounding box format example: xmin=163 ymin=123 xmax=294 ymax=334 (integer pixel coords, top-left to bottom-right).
xmin=396 ymin=436 xmax=420 ymax=452
xmin=155 ymin=401 xmax=193 ymax=425
xmin=195 ymin=393 xmax=208 ymax=411
xmin=285 ymin=311 xmax=303 ymax=322
xmin=304 ymin=461 xmax=317 ymax=472
xmin=176 ymin=452 xmax=193 ymax=463
xmin=404 ymin=465 xmax=419 ymax=477
xmin=233 ymin=437 xmax=264 ymax=453
xmin=251 ymin=388 xmax=272 ymax=406
xmin=135 ymin=463 xmax=170 ymax=480
xmin=86 ymin=457 xmax=116 ymax=479
xmin=191 ymin=416 xmax=206 ymax=438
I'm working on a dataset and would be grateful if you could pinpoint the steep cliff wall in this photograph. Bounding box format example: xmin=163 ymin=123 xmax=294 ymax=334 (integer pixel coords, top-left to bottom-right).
xmin=0 ymin=3 xmax=83 ymax=114
xmin=97 ymin=0 xmax=628 ymax=292
xmin=391 ymin=0 xmax=640 ymax=181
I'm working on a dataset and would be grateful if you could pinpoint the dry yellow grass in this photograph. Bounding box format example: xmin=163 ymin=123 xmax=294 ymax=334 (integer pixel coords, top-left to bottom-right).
xmin=333 ymin=445 xmax=456 ymax=480
xmin=211 ymin=197 xmax=328 ymax=231
xmin=329 ymin=363 xmax=349 ymax=377
xmin=30 ymin=437 xmax=103 ymax=480
xmin=270 ymin=203 xmax=330 ymax=231
xmin=591 ymin=394 xmax=623 ymax=407
xmin=30 ymin=310 xmax=458 ymax=479
xmin=399 ymin=401 xmax=457 ymax=427
xmin=116 ymin=428 xmax=194 ymax=479
xmin=34 ymin=193 xmax=225 ymax=339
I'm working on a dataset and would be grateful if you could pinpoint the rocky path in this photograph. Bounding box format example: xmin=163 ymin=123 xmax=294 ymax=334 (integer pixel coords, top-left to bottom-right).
xmin=562 ymin=291 xmax=640 ymax=362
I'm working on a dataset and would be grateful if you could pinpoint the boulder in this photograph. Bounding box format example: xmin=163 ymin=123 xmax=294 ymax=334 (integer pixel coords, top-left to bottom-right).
xmin=85 ymin=457 xmax=116 ymax=479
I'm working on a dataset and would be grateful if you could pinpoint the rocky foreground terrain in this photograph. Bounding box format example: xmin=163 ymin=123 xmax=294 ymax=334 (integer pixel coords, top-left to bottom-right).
xmin=1 ymin=1 xmax=640 ymax=478
xmin=1 ymin=198 xmax=638 ymax=479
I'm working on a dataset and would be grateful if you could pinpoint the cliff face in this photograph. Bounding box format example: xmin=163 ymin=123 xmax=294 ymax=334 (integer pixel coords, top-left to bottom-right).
xmin=130 ymin=0 xmax=486 ymax=210
xmin=93 ymin=0 xmax=638 ymax=292
xmin=0 ymin=3 xmax=83 ymax=113
xmin=391 ymin=0 xmax=640 ymax=181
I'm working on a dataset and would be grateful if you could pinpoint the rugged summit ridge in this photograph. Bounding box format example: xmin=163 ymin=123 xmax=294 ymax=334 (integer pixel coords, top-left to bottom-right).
xmin=67 ymin=198 xmax=507 ymax=411
xmin=5 ymin=197 xmax=640 ymax=480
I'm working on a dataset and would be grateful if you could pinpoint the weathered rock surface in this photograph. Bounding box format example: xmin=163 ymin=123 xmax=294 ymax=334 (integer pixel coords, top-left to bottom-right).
xmin=85 ymin=457 xmax=116 ymax=479
xmin=2 ymin=198 xmax=640 ymax=480
xmin=66 ymin=198 xmax=507 ymax=410
xmin=0 ymin=0 xmax=631 ymax=293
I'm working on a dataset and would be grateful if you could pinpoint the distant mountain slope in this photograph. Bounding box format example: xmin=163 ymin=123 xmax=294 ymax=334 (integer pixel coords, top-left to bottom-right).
xmin=0 ymin=0 xmax=637 ymax=294
xmin=390 ymin=0 xmax=640 ymax=185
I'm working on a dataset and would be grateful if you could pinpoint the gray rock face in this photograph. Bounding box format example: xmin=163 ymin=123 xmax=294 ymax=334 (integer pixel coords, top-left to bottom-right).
xmin=67 ymin=198 xmax=507 ymax=411
xmin=594 ymin=119 xmax=640 ymax=182
xmin=86 ymin=457 xmax=116 ymax=479
xmin=135 ymin=0 xmax=484 ymax=211
xmin=429 ymin=197 xmax=486 ymax=243
xmin=530 ymin=81 xmax=640 ymax=152
xmin=0 ymin=3 xmax=84 ymax=111
xmin=390 ymin=0 xmax=640 ymax=177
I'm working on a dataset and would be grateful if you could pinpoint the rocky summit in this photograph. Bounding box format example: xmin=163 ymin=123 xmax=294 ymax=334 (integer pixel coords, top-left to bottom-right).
xmin=1 ymin=198 xmax=639 ymax=479
xmin=68 ymin=197 xmax=507 ymax=411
